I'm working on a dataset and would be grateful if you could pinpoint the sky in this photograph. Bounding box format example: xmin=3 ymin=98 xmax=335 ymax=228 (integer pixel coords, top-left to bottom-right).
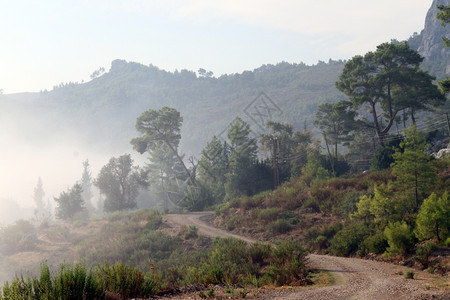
xmin=0 ymin=0 xmax=433 ymax=94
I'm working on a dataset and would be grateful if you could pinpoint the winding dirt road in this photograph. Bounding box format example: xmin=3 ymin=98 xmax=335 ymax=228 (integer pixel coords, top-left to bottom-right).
xmin=165 ymin=211 xmax=449 ymax=300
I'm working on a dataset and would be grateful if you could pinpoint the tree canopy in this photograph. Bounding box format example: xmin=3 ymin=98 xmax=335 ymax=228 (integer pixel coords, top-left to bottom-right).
xmin=131 ymin=106 xmax=194 ymax=186
xmin=95 ymin=154 xmax=148 ymax=213
xmin=336 ymin=42 xmax=445 ymax=145
xmin=54 ymin=183 xmax=85 ymax=220
xmin=314 ymin=100 xmax=356 ymax=175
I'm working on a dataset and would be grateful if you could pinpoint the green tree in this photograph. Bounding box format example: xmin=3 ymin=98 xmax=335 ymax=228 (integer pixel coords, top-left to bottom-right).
xmin=81 ymin=159 xmax=95 ymax=213
xmin=299 ymin=153 xmax=331 ymax=187
xmin=336 ymin=42 xmax=445 ymax=145
xmin=314 ymin=100 xmax=356 ymax=175
xmin=224 ymin=117 xmax=259 ymax=199
xmin=290 ymin=130 xmax=320 ymax=177
xmin=131 ymin=106 xmax=194 ymax=185
xmin=391 ymin=125 xmax=438 ymax=210
xmin=95 ymin=154 xmax=148 ymax=213
xmin=54 ymin=183 xmax=85 ymax=220
xmin=384 ymin=221 xmax=415 ymax=257
xmin=370 ymin=136 xmax=402 ymax=171
xmin=415 ymin=192 xmax=450 ymax=242
xmin=260 ymin=121 xmax=295 ymax=182
xmin=33 ymin=177 xmax=49 ymax=222
xmin=197 ymin=135 xmax=230 ymax=204
xmin=352 ymin=183 xmax=411 ymax=226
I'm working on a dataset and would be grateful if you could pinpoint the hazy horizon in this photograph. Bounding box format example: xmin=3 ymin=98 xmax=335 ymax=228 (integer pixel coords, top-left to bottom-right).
xmin=0 ymin=0 xmax=431 ymax=94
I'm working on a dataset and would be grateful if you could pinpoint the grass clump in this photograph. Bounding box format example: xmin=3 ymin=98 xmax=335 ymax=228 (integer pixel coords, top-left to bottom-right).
xmin=405 ymin=270 xmax=415 ymax=279
xmin=0 ymin=262 xmax=103 ymax=299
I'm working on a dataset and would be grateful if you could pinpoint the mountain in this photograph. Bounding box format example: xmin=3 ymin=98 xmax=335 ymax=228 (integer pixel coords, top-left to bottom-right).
xmin=0 ymin=60 xmax=346 ymax=157
xmin=410 ymin=0 xmax=450 ymax=80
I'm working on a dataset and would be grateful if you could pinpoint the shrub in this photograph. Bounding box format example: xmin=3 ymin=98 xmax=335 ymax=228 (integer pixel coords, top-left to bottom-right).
xmin=314 ymin=235 xmax=328 ymax=250
xmin=184 ymin=225 xmax=199 ymax=239
xmin=334 ymin=191 xmax=363 ymax=218
xmin=214 ymin=202 xmax=229 ymax=217
xmin=258 ymin=208 xmax=283 ymax=224
xmin=226 ymin=215 xmax=244 ymax=231
xmin=96 ymin=262 xmax=158 ymax=299
xmin=445 ymin=237 xmax=450 ymax=247
xmin=362 ymin=231 xmax=388 ymax=254
xmin=266 ymin=219 xmax=293 ymax=236
xmin=268 ymin=240 xmax=309 ymax=286
xmin=405 ymin=270 xmax=414 ymax=279
xmin=414 ymin=242 xmax=436 ymax=267
xmin=206 ymin=238 xmax=251 ymax=284
xmin=0 ymin=220 xmax=36 ymax=255
xmin=0 ymin=262 xmax=103 ymax=299
xmin=229 ymin=196 xmax=261 ymax=210
xmin=384 ymin=221 xmax=415 ymax=257
xmin=329 ymin=223 xmax=370 ymax=256
xmin=247 ymin=243 xmax=271 ymax=269
xmin=415 ymin=192 xmax=450 ymax=242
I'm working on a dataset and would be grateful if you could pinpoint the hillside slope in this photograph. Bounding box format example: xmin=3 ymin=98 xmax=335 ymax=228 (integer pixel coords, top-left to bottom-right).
xmin=0 ymin=60 xmax=345 ymax=156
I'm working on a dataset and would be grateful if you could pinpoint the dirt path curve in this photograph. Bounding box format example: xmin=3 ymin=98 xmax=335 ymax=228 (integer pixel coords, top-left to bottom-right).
xmin=165 ymin=212 xmax=449 ymax=300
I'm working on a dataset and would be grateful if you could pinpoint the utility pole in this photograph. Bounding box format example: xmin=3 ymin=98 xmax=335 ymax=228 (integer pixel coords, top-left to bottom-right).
xmin=272 ymin=137 xmax=279 ymax=189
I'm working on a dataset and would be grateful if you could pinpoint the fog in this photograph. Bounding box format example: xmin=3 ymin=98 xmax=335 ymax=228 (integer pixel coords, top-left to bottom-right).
xmin=0 ymin=98 xmax=145 ymax=226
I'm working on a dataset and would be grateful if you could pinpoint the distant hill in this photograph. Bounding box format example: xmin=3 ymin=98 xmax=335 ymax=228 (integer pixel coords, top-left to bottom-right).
xmin=0 ymin=60 xmax=346 ymax=157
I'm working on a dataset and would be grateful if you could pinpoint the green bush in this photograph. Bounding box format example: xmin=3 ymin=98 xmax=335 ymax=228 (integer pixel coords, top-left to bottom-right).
xmin=405 ymin=270 xmax=414 ymax=279
xmin=329 ymin=223 xmax=370 ymax=256
xmin=96 ymin=262 xmax=158 ymax=299
xmin=258 ymin=208 xmax=283 ymax=224
xmin=362 ymin=231 xmax=388 ymax=254
xmin=226 ymin=215 xmax=244 ymax=231
xmin=229 ymin=196 xmax=262 ymax=210
xmin=0 ymin=220 xmax=36 ymax=255
xmin=414 ymin=242 xmax=436 ymax=267
xmin=268 ymin=240 xmax=309 ymax=286
xmin=445 ymin=237 xmax=450 ymax=247
xmin=184 ymin=225 xmax=199 ymax=239
xmin=266 ymin=219 xmax=293 ymax=236
xmin=384 ymin=221 xmax=415 ymax=257
xmin=334 ymin=191 xmax=363 ymax=218
xmin=214 ymin=202 xmax=229 ymax=217
xmin=0 ymin=262 xmax=103 ymax=300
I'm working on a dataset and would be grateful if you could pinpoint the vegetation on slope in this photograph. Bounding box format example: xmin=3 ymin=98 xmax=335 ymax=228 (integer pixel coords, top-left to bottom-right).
xmin=0 ymin=210 xmax=312 ymax=299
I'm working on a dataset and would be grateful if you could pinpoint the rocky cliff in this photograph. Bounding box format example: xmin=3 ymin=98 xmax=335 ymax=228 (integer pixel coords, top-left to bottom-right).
xmin=417 ymin=0 xmax=450 ymax=71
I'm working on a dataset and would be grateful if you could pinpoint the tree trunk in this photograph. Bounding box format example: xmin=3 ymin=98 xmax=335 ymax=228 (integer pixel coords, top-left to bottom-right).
xmin=323 ymin=133 xmax=336 ymax=176
xmin=436 ymin=222 xmax=441 ymax=242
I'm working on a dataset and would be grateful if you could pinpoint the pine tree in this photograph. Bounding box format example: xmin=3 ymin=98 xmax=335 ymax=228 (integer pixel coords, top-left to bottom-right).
xmin=391 ymin=125 xmax=438 ymax=211
xmin=81 ymin=159 xmax=94 ymax=214
xmin=54 ymin=183 xmax=85 ymax=220
xmin=33 ymin=177 xmax=51 ymax=222
xmin=415 ymin=192 xmax=450 ymax=242
xmin=225 ymin=117 xmax=258 ymax=199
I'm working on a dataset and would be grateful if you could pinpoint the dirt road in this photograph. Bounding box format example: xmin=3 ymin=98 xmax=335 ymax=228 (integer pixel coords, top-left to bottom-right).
xmin=165 ymin=211 xmax=449 ymax=300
